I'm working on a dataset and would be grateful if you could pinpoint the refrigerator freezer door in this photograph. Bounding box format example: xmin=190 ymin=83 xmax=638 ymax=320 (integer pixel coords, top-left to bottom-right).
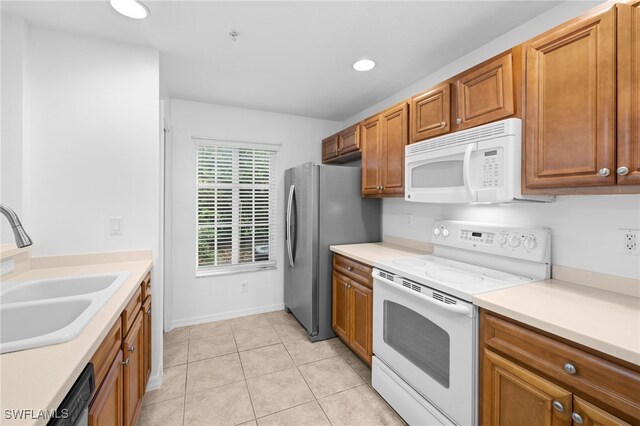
xmin=284 ymin=163 xmax=318 ymax=336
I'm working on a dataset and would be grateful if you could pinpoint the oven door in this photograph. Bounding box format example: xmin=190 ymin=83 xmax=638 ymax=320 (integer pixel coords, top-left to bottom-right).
xmin=372 ymin=269 xmax=476 ymax=426
xmin=405 ymin=142 xmax=477 ymax=203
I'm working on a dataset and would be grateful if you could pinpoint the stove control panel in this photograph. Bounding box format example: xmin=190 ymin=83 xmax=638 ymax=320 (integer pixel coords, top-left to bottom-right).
xmin=431 ymin=220 xmax=551 ymax=263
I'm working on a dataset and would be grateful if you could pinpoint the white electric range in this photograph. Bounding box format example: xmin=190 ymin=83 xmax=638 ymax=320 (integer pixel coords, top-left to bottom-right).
xmin=371 ymin=220 xmax=551 ymax=426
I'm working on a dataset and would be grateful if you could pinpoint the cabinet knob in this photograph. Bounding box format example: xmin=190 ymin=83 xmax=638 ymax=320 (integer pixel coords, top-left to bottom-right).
xmin=347 ymin=283 xmax=351 ymax=288
xmin=147 ymin=308 xmax=152 ymax=315
xmin=563 ymin=362 xmax=576 ymax=375
xmin=128 ymin=345 xmax=136 ymax=353
xmin=552 ymin=401 xmax=565 ymax=413
xmin=617 ymin=166 xmax=630 ymax=176
xmin=347 ymin=266 xmax=352 ymax=271
xmin=146 ymin=282 xmax=151 ymax=289
xmin=571 ymin=413 xmax=584 ymax=424
xmin=456 ymin=118 xmax=462 ymax=125
xmin=440 ymin=121 xmax=447 ymax=128
xmin=598 ymin=168 xmax=610 ymax=177
xmin=122 ymin=358 xmax=130 ymax=366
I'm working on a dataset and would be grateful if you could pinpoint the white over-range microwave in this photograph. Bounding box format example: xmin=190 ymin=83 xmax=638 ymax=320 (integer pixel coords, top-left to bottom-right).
xmin=405 ymin=118 xmax=553 ymax=203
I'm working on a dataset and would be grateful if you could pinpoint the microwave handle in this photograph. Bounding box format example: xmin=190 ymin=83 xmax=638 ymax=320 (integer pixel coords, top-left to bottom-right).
xmin=462 ymin=144 xmax=475 ymax=199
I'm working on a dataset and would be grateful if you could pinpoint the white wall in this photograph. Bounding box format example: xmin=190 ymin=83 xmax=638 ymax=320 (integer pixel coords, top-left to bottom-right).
xmin=169 ymin=99 xmax=340 ymax=327
xmin=339 ymin=1 xmax=640 ymax=280
xmin=1 ymin=14 xmax=26 ymax=242
xmin=4 ymin=22 xmax=165 ymax=384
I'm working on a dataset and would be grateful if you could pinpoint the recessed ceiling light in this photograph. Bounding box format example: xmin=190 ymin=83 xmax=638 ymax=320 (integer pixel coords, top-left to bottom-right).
xmin=110 ymin=0 xmax=149 ymax=19
xmin=353 ymin=59 xmax=376 ymax=72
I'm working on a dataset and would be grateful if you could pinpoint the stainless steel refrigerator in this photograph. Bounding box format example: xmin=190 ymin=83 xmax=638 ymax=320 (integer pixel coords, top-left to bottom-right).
xmin=284 ymin=162 xmax=381 ymax=342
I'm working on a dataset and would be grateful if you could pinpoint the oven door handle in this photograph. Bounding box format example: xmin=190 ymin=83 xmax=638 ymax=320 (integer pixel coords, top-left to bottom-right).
xmin=374 ymin=271 xmax=471 ymax=317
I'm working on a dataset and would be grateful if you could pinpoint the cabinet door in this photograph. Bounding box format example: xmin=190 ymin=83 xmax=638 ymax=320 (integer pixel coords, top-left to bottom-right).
xmin=454 ymin=52 xmax=514 ymax=130
xmin=142 ymin=296 xmax=152 ymax=392
xmin=322 ymin=135 xmax=338 ymax=163
xmin=482 ymin=349 xmax=572 ymax=426
xmin=348 ymin=280 xmax=372 ymax=365
xmin=338 ymin=124 xmax=360 ymax=156
xmin=122 ymin=312 xmax=144 ymax=426
xmin=361 ymin=117 xmax=382 ymax=196
xmin=573 ymin=397 xmax=632 ymax=426
xmin=380 ymin=102 xmax=408 ymax=196
xmin=332 ymin=272 xmax=349 ymax=341
xmin=411 ymin=83 xmax=451 ymax=142
xmin=524 ymin=7 xmax=616 ymax=189
xmin=89 ymin=350 xmax=124 ymax=426
xmin=617 ymin=1 xmax=640 ymax=185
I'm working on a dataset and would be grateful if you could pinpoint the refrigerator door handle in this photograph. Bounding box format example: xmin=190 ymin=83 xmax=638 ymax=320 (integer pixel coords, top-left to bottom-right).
xmin=286 ymin=184 xmax=295 ymax=267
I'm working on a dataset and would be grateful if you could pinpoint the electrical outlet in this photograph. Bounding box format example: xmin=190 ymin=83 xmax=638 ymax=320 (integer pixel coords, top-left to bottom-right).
xmin=110 ymin=217 xmax=123 ymax=236
xmin=241 ymin=282 xmax=248 ymax=293
xmin=620 ymin=229 xmax=639 ymax=256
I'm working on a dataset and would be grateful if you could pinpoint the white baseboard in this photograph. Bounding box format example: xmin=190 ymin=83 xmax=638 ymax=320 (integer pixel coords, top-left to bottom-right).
xmin=146 ymin=370 xmax=163 ymax=391
xmin=170 ymin=303 xmax=285 ymax=329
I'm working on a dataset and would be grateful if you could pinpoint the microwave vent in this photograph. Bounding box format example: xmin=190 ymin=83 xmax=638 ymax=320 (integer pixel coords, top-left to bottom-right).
xmin=407 ymin=120 xmax=509 ymax=156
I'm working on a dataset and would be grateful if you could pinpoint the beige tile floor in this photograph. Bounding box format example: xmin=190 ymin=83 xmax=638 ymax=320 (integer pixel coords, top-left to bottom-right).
xmin=138 ymin=310 xmax=405 ymax=426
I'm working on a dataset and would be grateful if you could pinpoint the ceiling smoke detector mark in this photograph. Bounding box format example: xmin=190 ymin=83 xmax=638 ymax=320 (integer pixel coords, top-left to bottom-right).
xmin=229 ymin=30 xmax=240 ymax=41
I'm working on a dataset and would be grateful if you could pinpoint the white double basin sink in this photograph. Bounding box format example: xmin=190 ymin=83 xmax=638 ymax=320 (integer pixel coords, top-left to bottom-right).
xmin=0 ymin=272 xmax=130 ymax=354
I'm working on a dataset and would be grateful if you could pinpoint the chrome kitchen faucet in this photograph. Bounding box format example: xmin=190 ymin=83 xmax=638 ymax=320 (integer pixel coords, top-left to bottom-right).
xmin=0 ymin=204 xmax=33 ymax=248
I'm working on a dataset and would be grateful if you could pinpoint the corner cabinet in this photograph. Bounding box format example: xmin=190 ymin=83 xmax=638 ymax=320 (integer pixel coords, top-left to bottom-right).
xmin=480 ymin=310 xmax=640 ymax=426
xmin=361 ymin=102 xmax=408 ymax=197
xmin=332 ymin=254 xmax=373 ymax=365
xmin=89 ymin=272 xmax=152 ymax=426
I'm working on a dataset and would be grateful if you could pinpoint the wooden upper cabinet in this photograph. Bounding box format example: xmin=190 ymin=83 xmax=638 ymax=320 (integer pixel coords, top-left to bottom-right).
xmin=454 ymin=52 xmax=515 ymax=130
xmin=322 ymin=135 xmax=339 ymax=163
xmin=338 ymin=124 xmax=359 ymax=156
xmin=361 ymin=116 xmax=382 ymax=196
xmin=482 ymin=349 xmax=573 ymax=426
xmin=410 ymin=83 xmax=451 ymax=142
xmin=379 ymin=102 xmax=408 ymax=196
xmin=617 ymin=0 xmax=640 ymax=185
xmin=524 ymin=6 xmax=617 ymax=189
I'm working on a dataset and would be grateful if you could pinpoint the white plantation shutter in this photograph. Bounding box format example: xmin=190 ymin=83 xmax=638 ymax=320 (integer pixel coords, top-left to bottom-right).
xmin=196 ymin=142 xmax=277 ymax=275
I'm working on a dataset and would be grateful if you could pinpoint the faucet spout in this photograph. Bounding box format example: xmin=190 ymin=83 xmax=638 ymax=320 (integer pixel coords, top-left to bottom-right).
xmin=1 ymin=204 xmax=33 ymax=248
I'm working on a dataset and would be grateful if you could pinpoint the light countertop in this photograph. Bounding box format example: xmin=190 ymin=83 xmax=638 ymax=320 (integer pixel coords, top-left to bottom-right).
xmin=0 ymin=252 xmax=152 ymax=425
xmin=474 ymin=278 xmax=640 ymax=366
xmin=330 ymin=241 xmax=430 ymax=266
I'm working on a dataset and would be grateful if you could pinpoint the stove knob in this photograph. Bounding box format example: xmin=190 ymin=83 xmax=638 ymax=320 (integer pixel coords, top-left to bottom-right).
xmin=433 ymin=227 xmax=441 ymax=237
xmin=497 ymin=233 xmax=508 ymax=245
xmin=524 ymin=236 xmax=537 ymax=250
xmin=508 ymin=235 xmax=521 ymax=248
xmin=442 ymin=228 xmax=450 ymax=237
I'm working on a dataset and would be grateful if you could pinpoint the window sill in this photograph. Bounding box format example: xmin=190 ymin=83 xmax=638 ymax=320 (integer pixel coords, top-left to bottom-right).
xmin=196 ymin=263 xmax=277 ymax=277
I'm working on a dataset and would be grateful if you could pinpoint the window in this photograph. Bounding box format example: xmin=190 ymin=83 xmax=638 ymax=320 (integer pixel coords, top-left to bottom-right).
xmin=196 ymin=142 xmax=277 ymax=275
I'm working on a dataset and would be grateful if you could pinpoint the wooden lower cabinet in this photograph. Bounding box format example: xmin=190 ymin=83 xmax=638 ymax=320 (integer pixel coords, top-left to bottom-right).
xmin=481 ymin=310 xmax=640 ymax=425
xmin=122 ymin=312 xmax=144 ymax=426
xmin=331 ymin=254 xmax=373 ymax=365
xmin=347 ymin=280 xmax=372 ymax=363
xmin=142 ymin=296 xmax=152 ymax=391
xmin=89 ymin=350 xmax=124 ymax=426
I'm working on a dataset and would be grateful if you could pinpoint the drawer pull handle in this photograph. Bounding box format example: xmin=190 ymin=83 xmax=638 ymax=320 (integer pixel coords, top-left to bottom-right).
xmin=347 ymin=266 xmax=352 ymax=271
xmin=122 ymin=358 xmax=130 ymax=366
xmin=571 ymin=413 xmax=584 ymax=424
xmin=552 ymin=401 xmax=564 ymax=413
xmin=563 ymin=363 xmax=576 ymax=375
xmin=128 ymin=345 xmax=136 ymax=353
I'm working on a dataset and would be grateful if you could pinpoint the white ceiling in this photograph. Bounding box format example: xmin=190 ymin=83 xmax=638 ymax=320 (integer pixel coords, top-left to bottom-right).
xmin=2 ymin=1 xmax=565 ymax=121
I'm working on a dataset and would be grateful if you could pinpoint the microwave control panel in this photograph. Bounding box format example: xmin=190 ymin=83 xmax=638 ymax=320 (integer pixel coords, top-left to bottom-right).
xmin=479 ymin=148 xmax=503 ymax=188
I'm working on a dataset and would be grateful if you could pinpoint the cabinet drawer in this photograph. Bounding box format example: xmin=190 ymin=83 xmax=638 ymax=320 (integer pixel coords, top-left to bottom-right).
xmin=121 ymin=287 xmax=142 ymax=335
xmin=90 ymin=319 xmax=122 ymax=392
xmin=482 ymin=311 xmax=640 ymax=421
xmin=333 ymin=254 xmax=372 ymax=288
xmin=141 ymin=272 xmax=151 ymax=301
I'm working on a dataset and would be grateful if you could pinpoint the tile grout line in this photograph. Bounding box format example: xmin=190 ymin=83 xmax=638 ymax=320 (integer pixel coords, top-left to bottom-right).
xmin=231 ymin=326 xmax=259 ymax=424
xmin=181 ymin=328 xmax=192 ymax=426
